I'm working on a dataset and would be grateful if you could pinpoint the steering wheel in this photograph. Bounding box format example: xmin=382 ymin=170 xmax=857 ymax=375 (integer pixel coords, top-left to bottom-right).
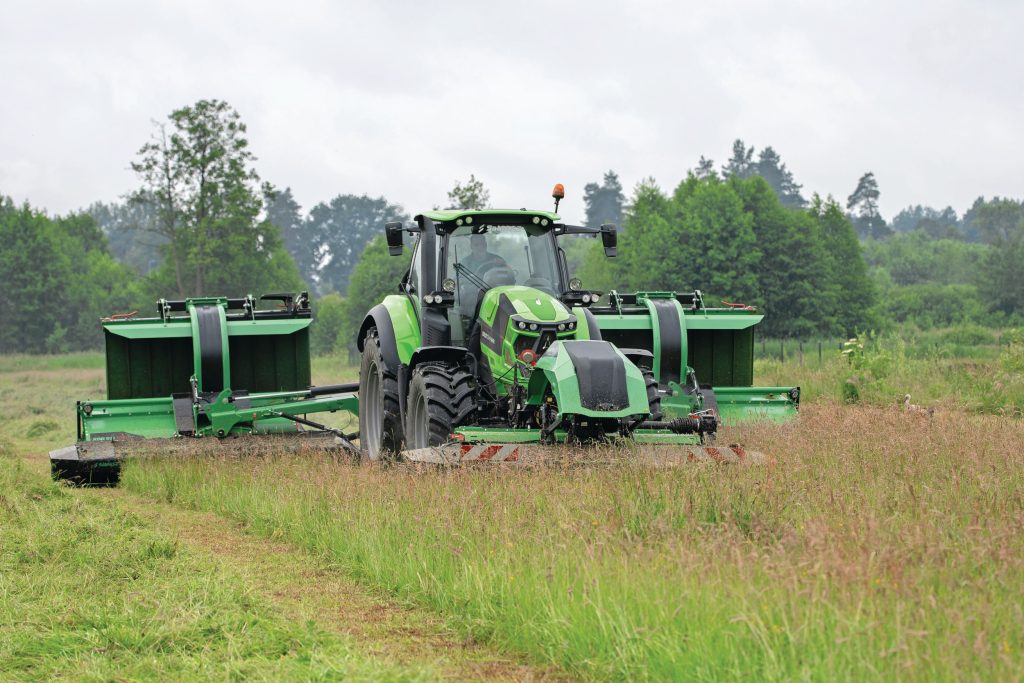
xmin=482 ymin=265 xmax=516 ymax=287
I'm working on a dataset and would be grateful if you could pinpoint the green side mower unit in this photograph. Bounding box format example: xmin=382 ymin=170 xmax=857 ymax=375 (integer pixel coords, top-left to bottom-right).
xmin=50 ymin=293 xmax=359 ymax=484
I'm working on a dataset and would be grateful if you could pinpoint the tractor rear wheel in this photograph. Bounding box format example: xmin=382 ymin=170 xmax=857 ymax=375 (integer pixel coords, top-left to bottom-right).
xmin=405 ymin=364 xmax=477 ymax=449
xmin=359 ymin=328 xmax=403 ymax=460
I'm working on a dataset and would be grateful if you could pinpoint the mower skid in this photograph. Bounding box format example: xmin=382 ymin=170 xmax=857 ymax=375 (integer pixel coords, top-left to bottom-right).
xmin=49 ymin=441 xmax=122 ymax=486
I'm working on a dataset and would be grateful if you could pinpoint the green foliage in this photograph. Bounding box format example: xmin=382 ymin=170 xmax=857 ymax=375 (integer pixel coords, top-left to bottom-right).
xmin=732 ymin=176 xmax=828 ymax=336
xmin=338 ymin=236 xmax=409 ymax=356
xmin=1002 ymin=331 xmax=1024 ymax=374
xmin=668 ymin=174 xmax=760 ymax=300
xmin=941 ymin=323 xmax=995 ymax=346
xmin=810 ymin=195 xmax=877 ymax=334
xmin=862 ymin=230 xmax=987 ymax=286
xmin=0 ymin=197 xmax=141 ymax=353
xmin=131 ymin=99 xmax=302 ymax=297
xmin=980 ymin=234 xmax=1024 ymax=319
xmin=891 ymin=204 xmax=960 ymax=238
xmin=86 ymin=199 xmax=165 ymax=275
xmin=445 ymin=174 xmax=490 ymax=210
xmin=881 ymin=283 xmax=985 ymax=327
xmin=0 ymin=199 xmax=72 ymax=353
xmin=971 ymin=197 xmax=1024 ymax=245
xmin=573 ymin=177 xmax=875 ymax=337
xmin=264 ymin=187 xmax=315 ymax=286
xmin=309 ymin=292 xmax=347 ymax=356
xmin=304 ymin=194 xmax=408 ymax=295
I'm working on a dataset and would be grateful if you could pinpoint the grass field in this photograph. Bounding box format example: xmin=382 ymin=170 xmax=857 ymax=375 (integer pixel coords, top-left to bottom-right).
xmin=2 ymin=345 xmax=1023 ymax=680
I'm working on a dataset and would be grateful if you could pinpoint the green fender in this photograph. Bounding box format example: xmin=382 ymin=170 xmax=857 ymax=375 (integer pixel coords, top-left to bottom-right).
xmin=526 ymin=340 xmax=650 ymax=419
xmin=357 ymin=294 xmax=420 ymax=366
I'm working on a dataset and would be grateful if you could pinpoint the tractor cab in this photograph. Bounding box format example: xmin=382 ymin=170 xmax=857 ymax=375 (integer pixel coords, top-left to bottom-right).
xmin=385 ymin=209 xmax=616 ymax=348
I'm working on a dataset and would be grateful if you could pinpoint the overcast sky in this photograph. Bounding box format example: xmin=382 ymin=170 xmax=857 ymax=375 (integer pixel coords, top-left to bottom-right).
xmin=2 ymin=0 xmax=1021 ymax=225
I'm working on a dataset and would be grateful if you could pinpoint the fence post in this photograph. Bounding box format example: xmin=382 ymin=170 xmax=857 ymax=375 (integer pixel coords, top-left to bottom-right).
xmin=818 ymin=341 xmax=823 ymax=365
xmin=780 ymin=339 xmax=785 ymax=363
xmin=799 ymin=340 xmax=804 ymax=366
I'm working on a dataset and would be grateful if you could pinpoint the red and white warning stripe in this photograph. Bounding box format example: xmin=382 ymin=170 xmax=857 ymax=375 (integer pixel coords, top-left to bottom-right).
xmin=400 ymin=443 xmax=766 ymax=466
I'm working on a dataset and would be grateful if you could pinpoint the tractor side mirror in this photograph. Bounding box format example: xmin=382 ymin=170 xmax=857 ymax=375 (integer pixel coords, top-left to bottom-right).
xmin=385 ymin=222 xmax=404 ymax=256
xmin=600 ymin=224 xmax=618 ymax=257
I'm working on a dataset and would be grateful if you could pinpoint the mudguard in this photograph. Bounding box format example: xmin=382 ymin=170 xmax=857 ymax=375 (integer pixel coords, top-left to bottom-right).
xmin=357 ymin=295 xmax=420 ymax=367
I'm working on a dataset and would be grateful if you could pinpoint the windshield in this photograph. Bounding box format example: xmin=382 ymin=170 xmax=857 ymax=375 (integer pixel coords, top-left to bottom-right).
xmin=446 ymin=223 xmax=562 ymax=318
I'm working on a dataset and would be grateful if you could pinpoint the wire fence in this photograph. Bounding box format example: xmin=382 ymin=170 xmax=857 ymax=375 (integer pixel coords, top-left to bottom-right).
xmin=753 ymin=339 xmax=847 ymax=367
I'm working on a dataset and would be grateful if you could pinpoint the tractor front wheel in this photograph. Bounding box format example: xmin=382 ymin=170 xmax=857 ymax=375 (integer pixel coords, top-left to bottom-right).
xmin=405 ymin=364 xmax=477 ymax=449
xmin=642 ymin=368 xmax=662 ymax=421
xmin=359 ymin=328 xmax=403 ymax=460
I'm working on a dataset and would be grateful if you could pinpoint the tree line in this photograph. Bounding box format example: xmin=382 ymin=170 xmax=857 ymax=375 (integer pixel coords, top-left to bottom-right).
xmin=2 ymin=99 xmax=1022 ymax=354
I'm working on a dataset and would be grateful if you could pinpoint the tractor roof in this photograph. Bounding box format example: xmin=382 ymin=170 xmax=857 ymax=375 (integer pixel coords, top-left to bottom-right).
xmin=421 ymin=208 xmax=561 ymax=224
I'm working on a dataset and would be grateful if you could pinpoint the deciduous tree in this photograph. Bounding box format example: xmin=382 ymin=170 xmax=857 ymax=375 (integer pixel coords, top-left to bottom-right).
xmin=131 ymin=99 xmax=301 ymax=297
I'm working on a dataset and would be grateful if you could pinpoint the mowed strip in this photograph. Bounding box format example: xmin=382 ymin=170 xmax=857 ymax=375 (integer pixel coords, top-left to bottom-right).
xmin=99 ymin=484 xmax=564 ymax=682
xmin=2 ymin=458 xmax=562 ymax=682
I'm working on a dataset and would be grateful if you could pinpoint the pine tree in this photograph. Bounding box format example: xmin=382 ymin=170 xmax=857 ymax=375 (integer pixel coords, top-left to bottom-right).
xmin=721 ymin=139 xmax=756 ymax=178
xmin=846 ymin=172 xmax=891 ymax=239
xmin=583 ymin=171 xmax=626 ymax=227
xmin=754 ymin=146 xmax=805 ymax=208
xmin=694 ymin=156 xmax=716 ymax=180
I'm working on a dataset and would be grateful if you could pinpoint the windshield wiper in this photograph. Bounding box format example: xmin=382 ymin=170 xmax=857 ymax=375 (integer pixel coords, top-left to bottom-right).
xmin=453 ymin=262 xmax=490 ymax=291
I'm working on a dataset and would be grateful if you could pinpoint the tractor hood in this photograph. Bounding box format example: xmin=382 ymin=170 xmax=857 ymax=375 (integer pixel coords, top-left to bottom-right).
xmin=477 ymin=286 xmax=574 ymax=325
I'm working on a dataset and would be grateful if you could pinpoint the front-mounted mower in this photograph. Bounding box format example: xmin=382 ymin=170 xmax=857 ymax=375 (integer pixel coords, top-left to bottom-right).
xmin=50 ymin=187 xmax=798 ymax=483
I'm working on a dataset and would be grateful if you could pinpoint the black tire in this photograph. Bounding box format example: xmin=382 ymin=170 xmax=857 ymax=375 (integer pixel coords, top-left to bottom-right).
xmin=359 ymin=328 xmax=403 ymax=460
xmin=405 ymin=364 xmax=477 ymax=449
xmin=642 ymin=368 xmax=662 ymax=421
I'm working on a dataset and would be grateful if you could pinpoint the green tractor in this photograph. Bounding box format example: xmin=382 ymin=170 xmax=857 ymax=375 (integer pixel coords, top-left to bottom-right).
xmin=356 ymin=201 xmax=797 ymax=463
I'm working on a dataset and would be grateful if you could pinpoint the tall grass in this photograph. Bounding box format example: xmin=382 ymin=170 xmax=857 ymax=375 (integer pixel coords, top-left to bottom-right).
xmin=756 ymin=332 xmax=1024 ymax=414
xmin=124 ymin=405 xmax=1024 ymax=681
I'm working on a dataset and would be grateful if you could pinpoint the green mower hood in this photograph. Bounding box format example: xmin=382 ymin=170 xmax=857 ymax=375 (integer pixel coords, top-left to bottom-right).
xmin=527 ymin=340 xmax=650 ymax=419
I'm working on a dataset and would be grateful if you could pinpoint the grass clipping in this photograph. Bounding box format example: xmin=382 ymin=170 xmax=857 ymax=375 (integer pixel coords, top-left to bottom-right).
xmin=122 ymin=403 xmax=1024 ymax=681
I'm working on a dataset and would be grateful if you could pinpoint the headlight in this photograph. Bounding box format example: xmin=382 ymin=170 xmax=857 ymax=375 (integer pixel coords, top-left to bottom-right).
xmin=568 ymin=321 xmax=576 ymax=330
xmin=582 ymin=293 xmax=592 ymax=304
xmin=441 ymin=278 xmax=456 ymax=293
xmin=557 ymin=323 xmax=566 ymax=331
xmin=529 ymin=323 xmax=539 ymax=331
xmin=517 ymin=321 xmax=527 ymax=330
